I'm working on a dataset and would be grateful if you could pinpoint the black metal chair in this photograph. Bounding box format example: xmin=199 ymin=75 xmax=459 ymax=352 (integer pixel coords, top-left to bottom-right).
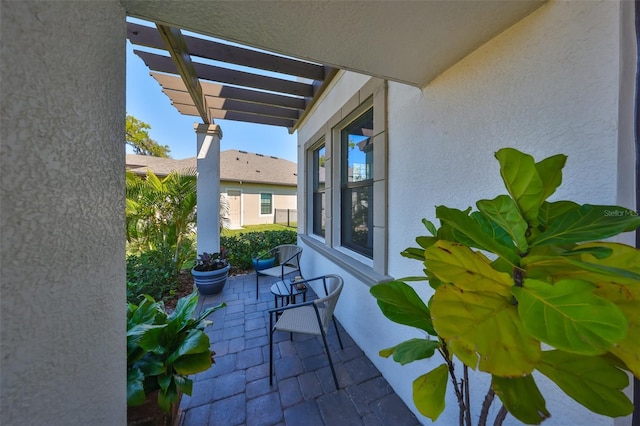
xmin=268 ymin=274 xmax=344 ymax=390
xmin=254 ymin=244 xmax=302 ymax=299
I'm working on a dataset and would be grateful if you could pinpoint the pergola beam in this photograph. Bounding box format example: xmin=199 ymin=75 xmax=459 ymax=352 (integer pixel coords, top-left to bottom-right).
xmin=136 ymin=50 xmax=313 ymax=97
xmin=155 ymin=24 xmax=210 ymax=124
xmin=151 ymin=72 xmax=307 ymax=111
xmin=128 ymin=22 xmax=326 ymax=81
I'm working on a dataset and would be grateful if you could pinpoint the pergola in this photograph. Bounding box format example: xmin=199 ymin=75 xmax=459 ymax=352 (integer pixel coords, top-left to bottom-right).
xmin=128 ymin=21 xmax=336 ymax=131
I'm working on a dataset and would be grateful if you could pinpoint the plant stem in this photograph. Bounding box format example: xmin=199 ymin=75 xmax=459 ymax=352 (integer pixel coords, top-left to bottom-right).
xmin=478 ymin=387 xmax=495 ymax=426
xmin=464 ymin=365 xmax=471 ymax=426
xmin=439 ymin=343 xmax=466 ymax=426
xmin=493 ymin=405 xmax=508 ymax=426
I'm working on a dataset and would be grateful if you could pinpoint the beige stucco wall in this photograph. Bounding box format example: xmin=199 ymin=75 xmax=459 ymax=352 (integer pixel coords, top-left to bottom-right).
xmin=1 ymin=2 xmax=126 ymax=424
xmin=298 ymin=1 xmax=634 ymax=425
xmin=222 ymin=183 xmax=297 ymax=226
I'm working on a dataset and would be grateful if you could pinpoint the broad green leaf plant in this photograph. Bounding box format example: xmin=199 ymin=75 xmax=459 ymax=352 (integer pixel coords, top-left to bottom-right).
xmin=371 ymin=148 xmax=640 ymax=425
xmin=127 ymin=291 xmax=225 ymax=412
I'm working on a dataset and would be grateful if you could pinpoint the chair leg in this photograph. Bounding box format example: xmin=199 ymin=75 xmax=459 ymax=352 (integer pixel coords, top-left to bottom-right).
xmin=332 ymin=317 xmax=344 ymax=350
xmin=320 ymin=330 xmax=339 ymax=390
xmin=269 ymin=314 xmax=274 ymax=385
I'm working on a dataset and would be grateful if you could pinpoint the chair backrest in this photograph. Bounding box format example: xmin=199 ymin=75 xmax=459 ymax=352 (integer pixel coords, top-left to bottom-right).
xmin=314 ymin=274 xmax=343 ymax=332
xmin=276 ymin=244 xmax=302 ymax=268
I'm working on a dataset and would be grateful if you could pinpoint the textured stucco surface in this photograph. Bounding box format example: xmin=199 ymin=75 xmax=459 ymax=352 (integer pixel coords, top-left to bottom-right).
xmin=299 ymin=1 xmax=631 ymax=425
xmin=1 ymin=2 xmax=126 ymax=424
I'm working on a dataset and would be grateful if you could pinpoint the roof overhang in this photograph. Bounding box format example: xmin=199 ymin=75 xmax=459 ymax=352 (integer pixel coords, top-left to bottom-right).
xmin=122 ymin=0 xmax=546 ymax=130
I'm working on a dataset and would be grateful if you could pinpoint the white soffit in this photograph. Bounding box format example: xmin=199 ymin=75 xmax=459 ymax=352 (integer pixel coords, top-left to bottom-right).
xmin=121 ymin=0 xmax=546 ymax=88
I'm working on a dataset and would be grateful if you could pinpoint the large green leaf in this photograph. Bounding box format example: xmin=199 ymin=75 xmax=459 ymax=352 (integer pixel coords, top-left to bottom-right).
xmin=593 ymin=276 xmax=640 ymax=376
xmin=476 ymin=195 xmax=529 ymax=252
xmin=436 ymin=206 xmax=519 ymax=264
xmin=536 ymin=201 xmax=579 ymax=230
xmin=534 ymin=153 xmax=567 ymax=203
xmin=537 ymin=350 xmax=633 ymax=417
xmin=173 ymin=352 xmax=213 ymax=375
xmin=513 ymin=279 xmax=628 ymax=354
xmin=168 ymin=291 xmax=199 ymax=334
xmin=127 ymin=368 xmax=146 ymax=406
xmin=379 ymin=338 xmax=440 ymax=365
xmin=470 ymin=211 xmax=516 ymax=251
xmin=530 ymin=204 xmax=640 ymax=247
xmin=495 ymin=148 xmax=543 ymax=224
xmin=416 ymin=236 xmax=439 ymax=250
xmin=135 ymin=324 xmax=168 ymax=354
xmin=173 ymin=374 xmax=193 ymax=396
xmin=166 ymin=329 xmax=210 ymax=365
xmin=423 ymin=241 xmax=512 ymax=296
xmin=412 ymin=364 xmax=448 ymax=421
xmin=432 ymin=284 xmax=540 ymax=376
xmin=370 ymin=281 xmax=435 ymax=335
xmin=492 ymin=374 xmax=550 ymax=424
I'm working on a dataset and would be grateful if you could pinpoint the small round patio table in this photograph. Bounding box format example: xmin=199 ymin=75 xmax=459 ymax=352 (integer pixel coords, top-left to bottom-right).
xmin=270 ymin=279 xmax=307 ymax=309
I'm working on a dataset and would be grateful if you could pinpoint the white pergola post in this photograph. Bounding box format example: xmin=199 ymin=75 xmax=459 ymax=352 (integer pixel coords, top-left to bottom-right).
xmin=195 ymin=123 xmax=223 ymax=255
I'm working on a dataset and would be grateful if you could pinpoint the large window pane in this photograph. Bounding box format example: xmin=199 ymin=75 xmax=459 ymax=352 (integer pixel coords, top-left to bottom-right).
xmin=341 ymin=108 xmax=374 ymax=258
xmin=341 ymin=186 xmax=373 ymax=257
xmin=313 ymin=145 xmax=326 ymax=236
xmin=342 ymin=109 xmax=373 ymax=185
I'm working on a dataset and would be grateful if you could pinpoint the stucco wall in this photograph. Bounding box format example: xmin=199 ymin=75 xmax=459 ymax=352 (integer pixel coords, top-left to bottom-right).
xmin=223 ymin=183 xmax=297 ymax=226
xmin=298 ymin=1 xmax=632 ymax=425
xmin=1 ymin=2 xmax=126 ymax=424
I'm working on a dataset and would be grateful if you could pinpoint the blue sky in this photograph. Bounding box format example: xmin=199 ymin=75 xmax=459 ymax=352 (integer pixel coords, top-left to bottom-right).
xmin=126 ymin=40 xmax=299 ymax=162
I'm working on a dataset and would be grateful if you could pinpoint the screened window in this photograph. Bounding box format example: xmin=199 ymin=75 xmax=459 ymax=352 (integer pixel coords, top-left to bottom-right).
xmin=312 ymin=144 xmax=326 ymax=236
xmin=260 ymin=193 xmax=273 ymax=215
xmin=341 ymin=108 xmax=374 ymax=258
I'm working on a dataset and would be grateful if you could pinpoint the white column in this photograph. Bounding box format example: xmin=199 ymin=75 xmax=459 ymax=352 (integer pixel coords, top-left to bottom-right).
xmin=195 ymin=123 xmax=223 ymax=254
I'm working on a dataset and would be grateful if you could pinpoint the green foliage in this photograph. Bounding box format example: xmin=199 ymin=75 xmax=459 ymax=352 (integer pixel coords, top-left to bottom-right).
xmin=126 ymin=114 xmax=171 ymax=157
xmin=127 ymin=291 xmax=225 ymax=411
xmin=126 ymin=248 xmax=179 ymax=304
xmin=371 ymin=148 xmax=640 ymax=424
xmin=221 ymin=229 xmax=297 ymax=271
xmin=126 ymin=169 xmax=197 ymax=272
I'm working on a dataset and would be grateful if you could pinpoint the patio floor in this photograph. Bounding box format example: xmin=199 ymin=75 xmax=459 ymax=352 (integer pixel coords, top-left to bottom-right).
xmin=180 ymin=272 xmax=421 ymax=426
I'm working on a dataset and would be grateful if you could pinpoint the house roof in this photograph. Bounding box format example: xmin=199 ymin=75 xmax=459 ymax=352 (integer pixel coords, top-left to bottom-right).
xmin=126 ymin=149 xmax=298 ymax=186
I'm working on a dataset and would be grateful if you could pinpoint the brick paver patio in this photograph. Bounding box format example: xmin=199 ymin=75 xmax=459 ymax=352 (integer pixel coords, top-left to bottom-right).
xmin=179 ymin=272 xmax=421 ymax=426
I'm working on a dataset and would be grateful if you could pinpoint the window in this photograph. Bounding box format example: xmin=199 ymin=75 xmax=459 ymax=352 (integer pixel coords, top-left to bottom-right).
xmin=312 ymin=144 xmax=326 ymax=236
xmin=301 ymin=78 xmax=387 ymax=285
xmin=260 ymin=193 xmax=272 ymax=215
xmin=341 ymin=108 xmax=374 ymax=258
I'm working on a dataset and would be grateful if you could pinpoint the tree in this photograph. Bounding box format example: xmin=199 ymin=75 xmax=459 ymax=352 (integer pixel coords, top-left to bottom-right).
xmin=126 ymin=114 xmax=171 ymax=157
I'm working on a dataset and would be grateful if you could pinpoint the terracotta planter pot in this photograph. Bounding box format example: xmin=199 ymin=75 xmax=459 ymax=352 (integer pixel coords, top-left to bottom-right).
xmin=191 ymin=264 xmax=230 ymax=295
xmin=127 ymin=390 xmax=181 ymax=426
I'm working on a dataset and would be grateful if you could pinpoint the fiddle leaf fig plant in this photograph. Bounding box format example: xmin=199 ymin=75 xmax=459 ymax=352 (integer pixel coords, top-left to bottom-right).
xmin=371 ymin=148 xmax=640 ymax=425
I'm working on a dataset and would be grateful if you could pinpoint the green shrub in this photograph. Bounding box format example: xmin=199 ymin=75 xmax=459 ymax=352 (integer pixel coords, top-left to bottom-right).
xmin=221 ymin=229 xmax=297 ymax=271
xmin=126 ymin=247 xmax=179 ymax=304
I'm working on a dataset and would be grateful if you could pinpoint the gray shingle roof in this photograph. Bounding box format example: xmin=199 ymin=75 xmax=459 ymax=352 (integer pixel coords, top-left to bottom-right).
xmin=126 ymin=149 xmax=297 ymax=186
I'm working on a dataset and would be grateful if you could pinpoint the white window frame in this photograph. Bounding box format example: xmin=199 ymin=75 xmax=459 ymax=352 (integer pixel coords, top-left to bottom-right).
xmin=259 ymin=191 xmax=274 ymax=216
xmin=301 ymin=78 xmax=388 ymax=286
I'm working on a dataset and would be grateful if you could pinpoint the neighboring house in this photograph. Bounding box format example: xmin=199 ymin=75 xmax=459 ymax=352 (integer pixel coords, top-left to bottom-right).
xmin=126 ymin=150 xmax=298 ymax=228
xmin=2 ymin=2 xmax=637 ymax=426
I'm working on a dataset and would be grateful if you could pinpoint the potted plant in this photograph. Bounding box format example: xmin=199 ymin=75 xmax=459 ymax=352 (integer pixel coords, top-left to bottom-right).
xmin=371 ymin=148 xmax=640 ymax=425
xmin=127 ymin=291 xmax=225 ymax=425
xmin=191 ymin=249 xmax=231 ymax=295
xmin=252 ymin=248 xmax=276 ymax=272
